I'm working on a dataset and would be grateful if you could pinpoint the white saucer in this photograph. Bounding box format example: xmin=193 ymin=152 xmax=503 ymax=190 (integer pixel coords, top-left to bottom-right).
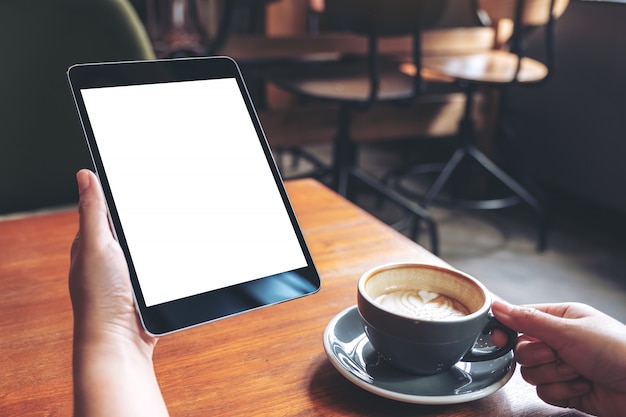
xmin=323 ymin=306 xmax=515 ymax=405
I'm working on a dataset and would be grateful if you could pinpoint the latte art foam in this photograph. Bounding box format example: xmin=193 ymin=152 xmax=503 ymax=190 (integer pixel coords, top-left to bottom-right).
xmin=374 ymin=290 xmax=469 ymax=320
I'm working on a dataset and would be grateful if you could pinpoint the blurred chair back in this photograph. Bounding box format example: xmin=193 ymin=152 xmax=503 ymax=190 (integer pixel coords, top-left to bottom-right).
xmin=324 ymin=0 xmax=448 ymax=103
xmin=324 ymin=0 xmax=447 ymax=37
xmin=0 ymin=0 xmax=155 ymax=214
xmin=477 ymin=0 xmax=569 ymax=64
xmin=478 ymin=0 xmax=569 ymax=27
xmin=269 ymin=0 xmax=449 ymax=107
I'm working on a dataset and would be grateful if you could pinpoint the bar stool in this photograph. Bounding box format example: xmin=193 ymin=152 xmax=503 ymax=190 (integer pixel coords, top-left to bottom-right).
xmin=263 ymin=0 xmax=452 ymax=254
xmin=388 ymin=0 xmax=569 ymax=251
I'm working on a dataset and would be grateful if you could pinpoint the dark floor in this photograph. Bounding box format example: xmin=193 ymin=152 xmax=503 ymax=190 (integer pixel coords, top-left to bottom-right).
xmin=276 ymin=142 xmax=626 ymax=323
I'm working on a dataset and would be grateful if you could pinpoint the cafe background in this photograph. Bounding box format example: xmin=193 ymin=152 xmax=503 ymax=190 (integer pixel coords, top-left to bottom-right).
xmin=120 ymin=0 xmax=626 ymax=322
xmin=130 ymin=0 xmax=626 ymax=213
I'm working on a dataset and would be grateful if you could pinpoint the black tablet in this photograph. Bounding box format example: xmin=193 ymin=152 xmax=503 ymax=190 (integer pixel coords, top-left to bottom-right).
xmin=67 ymin=57 xmax=320 ymax=335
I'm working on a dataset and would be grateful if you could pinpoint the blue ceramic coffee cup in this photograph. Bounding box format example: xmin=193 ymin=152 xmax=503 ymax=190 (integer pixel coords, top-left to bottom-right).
xmin=357 ymin=263 xmax=517 ymax=375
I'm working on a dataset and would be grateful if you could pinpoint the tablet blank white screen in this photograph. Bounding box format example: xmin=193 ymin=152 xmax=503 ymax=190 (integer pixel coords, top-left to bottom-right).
xmin=81 ymin=78 xmax=308 ymax=307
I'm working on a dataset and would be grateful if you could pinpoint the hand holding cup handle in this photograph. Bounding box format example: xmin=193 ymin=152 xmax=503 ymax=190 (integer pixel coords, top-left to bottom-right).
xmin=460 ymin=315 xmax=518 ymax=362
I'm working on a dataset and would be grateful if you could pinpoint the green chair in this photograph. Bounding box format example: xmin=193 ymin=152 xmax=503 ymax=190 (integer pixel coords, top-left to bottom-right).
xmin=0 ymin=0 xmax=155 ymax=214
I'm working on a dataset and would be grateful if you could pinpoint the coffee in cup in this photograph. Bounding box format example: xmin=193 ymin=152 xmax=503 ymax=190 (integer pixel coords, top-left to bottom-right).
xmin=373 ymin=288 xmax=470 ymax=321
xmin=357 ymin=263 xmax=517 ymax=375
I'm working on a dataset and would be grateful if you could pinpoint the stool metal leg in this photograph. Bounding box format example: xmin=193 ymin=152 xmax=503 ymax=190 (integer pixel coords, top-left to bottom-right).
xmin=331 ymin=105 xmax=440 ymax=255
xmin=399 ymin=82 xmax=549 ymax=251
xmin=421 ymin=147 xmax=466 ymax=207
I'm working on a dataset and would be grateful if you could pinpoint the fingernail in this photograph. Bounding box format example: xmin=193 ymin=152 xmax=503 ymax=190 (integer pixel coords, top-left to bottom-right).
xmin=76 ymin=170 xmax=90 ymax=195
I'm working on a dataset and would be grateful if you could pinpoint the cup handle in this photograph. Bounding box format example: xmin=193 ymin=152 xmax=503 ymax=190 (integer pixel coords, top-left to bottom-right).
xmin=461 ymin=315 xmax=518 ymax=362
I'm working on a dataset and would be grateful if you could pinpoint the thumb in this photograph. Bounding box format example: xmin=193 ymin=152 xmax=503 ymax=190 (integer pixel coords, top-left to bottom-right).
xmin=492 ymin=300 xmax=570 ymax=350
xmin=76 ymin=169 xmax=114 ymax=247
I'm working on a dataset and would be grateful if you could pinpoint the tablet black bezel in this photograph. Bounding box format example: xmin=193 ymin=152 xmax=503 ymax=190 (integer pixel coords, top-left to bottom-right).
xmin=67 ymin=57 xmax=320 ymax=335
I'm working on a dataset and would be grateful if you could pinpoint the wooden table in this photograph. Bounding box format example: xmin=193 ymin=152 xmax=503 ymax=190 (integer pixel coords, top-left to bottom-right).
xmin=0 ymin=179 xmax=587 ymax=416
